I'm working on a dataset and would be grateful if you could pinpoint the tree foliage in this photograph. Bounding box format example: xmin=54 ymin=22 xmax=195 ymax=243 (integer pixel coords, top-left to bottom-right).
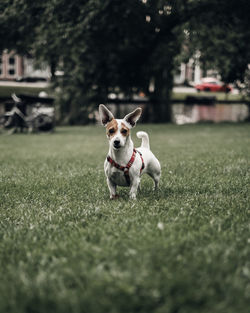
xmin=1 ymin=0 xmax=250 ymax=124
xmin=187 ymin=0 xmax=250 ymax=84
xmin=1 ymin=0 xmax=188 ymax=123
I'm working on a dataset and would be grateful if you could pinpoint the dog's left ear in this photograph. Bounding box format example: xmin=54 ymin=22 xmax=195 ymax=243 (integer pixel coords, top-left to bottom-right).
xmin=99 ymin=104 xmax=114 ymax=126
xmin=124 ymin=108 xmax=142 ymax=128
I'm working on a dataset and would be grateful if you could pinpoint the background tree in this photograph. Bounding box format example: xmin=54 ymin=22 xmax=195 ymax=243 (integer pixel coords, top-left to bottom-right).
xmin=51 ymin=0 xmax=188 ymax=123
xmin=1 ymin=0 xmax=249 ymax=124
xmin=187 ymin=0 xmax=250 ymax=85
xmin=1 ymin=0 xmax=189 ymax=123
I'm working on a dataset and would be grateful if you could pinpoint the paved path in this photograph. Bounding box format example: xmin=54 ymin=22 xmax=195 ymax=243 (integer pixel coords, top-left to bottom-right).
xmin=173 ymin=86 xmax=239 ymax=95
xmin=173 ymin=86 xmax=197 ymax=93
xmin=0 ymin=81 xmax=48 ymax=88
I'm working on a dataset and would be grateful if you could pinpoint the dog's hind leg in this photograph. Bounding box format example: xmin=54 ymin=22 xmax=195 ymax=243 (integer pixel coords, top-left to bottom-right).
xmin=148 ymin=158 xmax=161 ymax=191
xmin=153 ymin=172 xmax=161 ymax=190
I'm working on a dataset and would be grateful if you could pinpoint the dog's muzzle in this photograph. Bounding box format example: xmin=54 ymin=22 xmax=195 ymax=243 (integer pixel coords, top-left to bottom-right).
xmin=113 ymin=140 xmax=120 ymax=149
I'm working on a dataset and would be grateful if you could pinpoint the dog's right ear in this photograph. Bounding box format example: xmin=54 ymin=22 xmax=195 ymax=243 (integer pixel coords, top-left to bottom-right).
xmin=99 ymin=104 xmax=114 ymax=126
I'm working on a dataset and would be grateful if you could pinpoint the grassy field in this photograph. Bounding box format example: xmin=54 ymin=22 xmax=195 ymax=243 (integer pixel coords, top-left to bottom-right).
xmin=172 ymin=91 xmax=245 ymax=101
xmin=0 ymin=124 xmax=249 ymax=313
xmin=0 ymin=85 xmax=48 ymax=98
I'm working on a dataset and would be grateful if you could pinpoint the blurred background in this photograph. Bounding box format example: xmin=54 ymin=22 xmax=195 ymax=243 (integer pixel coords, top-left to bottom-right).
xmin=0 ymin=0 xmax=250 ymax=131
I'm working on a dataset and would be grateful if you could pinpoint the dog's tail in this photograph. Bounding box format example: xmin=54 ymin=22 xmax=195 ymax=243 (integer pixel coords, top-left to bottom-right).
xmin=136 ymin=131 xmax=150 ymax=149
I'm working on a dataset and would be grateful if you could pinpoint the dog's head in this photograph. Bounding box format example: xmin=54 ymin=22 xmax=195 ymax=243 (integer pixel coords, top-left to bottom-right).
xmin=99 ymin=104 xmax=142 ymax=150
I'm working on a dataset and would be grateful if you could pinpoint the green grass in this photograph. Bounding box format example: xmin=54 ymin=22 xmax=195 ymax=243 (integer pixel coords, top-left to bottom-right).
xmin=0 ymin=124 xmax=250 ymax=313
xmin=172 ymin=91 xmax=245 ymax=101
xmin=0 ymin=85 xmax=49 ymax=98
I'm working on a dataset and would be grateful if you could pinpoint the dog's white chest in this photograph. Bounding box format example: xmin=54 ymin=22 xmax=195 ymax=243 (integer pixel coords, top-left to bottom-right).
xmin=105 ymin=164 xmax=128 ymax=186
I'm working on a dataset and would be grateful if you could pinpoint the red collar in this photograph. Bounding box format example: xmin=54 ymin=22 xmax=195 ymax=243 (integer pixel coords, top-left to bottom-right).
xmin=107 ymin=149 xmax=144 ymax=186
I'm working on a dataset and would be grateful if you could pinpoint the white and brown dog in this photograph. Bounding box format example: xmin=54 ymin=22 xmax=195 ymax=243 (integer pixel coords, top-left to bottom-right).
xmin=99 ymin=104 xmax=161 ymax=199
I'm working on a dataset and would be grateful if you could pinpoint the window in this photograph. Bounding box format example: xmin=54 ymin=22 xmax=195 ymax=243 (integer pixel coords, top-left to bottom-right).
xmin=9 ymin=57 xmax=15 ymax=65
xmin=8 ymin=55 xmax=16 ymax=76
xmin=191 ymin=64 xmax=195 ymax=81
xmin=9 ymin=69 xmax=15 ymax=75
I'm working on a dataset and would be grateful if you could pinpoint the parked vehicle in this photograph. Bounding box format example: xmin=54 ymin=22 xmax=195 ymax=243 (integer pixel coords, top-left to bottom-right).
xmin=195 ymin=77 xmax=232 ymax=93
xmin=0 ymin=94 xmax=55 ymax=133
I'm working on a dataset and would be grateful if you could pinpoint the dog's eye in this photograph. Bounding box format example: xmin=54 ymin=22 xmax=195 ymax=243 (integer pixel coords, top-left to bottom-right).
xmin=121 ymin=129 xmax=127 ymax=135
xmin=109 ymin=128 xmax=115 ymax=134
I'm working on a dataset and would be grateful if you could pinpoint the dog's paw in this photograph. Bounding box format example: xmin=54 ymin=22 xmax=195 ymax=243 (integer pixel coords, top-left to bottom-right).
xmin=110 ymin=194 xmax=119 ymax=200
xmin=129 ymin=193 xmax=136 ymax=200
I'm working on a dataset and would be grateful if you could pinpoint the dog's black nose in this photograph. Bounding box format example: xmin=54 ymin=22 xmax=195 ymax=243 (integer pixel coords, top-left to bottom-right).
xmin=114 ymin=140 xmax=120 ymax=147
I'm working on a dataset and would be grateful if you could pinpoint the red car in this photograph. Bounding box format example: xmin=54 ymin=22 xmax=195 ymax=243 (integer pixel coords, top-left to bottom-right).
xmin=195 ymin=78 xmax=232 ymax=93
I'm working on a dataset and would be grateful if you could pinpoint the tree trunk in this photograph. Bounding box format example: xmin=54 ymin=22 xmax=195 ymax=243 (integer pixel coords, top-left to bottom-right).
xmin=50 ymin=60 xmax=56 ymax=82
xmin=149 ymin=68 xmax=173 ymax=123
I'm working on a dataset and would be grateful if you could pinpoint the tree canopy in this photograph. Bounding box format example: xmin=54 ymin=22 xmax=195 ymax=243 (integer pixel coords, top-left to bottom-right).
xmin=187 ymin=0 xmax=250 ymax=84
xmin=1 ymin=0 xmax=250 ymax=123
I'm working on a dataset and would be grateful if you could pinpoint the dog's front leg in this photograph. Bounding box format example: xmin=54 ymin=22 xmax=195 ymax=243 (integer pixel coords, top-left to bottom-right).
xmin=129 ymin=177 xmax=140 ymax=200
xmin=107 ymin=178 xmax=118 ymax=199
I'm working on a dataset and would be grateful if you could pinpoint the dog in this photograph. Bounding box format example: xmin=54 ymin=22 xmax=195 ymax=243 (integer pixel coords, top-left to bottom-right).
xmin=99 ymin=104 xmax=161 ymax=199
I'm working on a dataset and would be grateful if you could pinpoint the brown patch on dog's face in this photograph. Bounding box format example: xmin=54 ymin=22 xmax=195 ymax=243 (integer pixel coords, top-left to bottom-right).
xmin=121 ymin=123 xmax=130 ymax=137
xmin=106 ymin=119 xmax=118 ymax=138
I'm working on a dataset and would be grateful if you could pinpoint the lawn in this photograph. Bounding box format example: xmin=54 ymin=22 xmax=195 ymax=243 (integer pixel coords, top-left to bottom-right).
xmin=0 ymin=124 xmax=249 ymax=313
xmin=0 ymin=85 xmax=48 ymax=98
xmin=172 ymin=91 xmax=245 ymax=102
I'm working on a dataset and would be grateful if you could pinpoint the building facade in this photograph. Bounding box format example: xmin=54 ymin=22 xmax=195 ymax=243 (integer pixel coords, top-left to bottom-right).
xmin=0 ymin=51 xmax=24 ymax=80
xmin=174 ymin=58 xmax=220 ymax=86
xmin=0 ymin=51 xmax=50 ymax=81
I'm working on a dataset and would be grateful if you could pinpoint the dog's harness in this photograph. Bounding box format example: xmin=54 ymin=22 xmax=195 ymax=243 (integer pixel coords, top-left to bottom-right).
xmin=107 ymin=149 xmax=145 ymax=186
